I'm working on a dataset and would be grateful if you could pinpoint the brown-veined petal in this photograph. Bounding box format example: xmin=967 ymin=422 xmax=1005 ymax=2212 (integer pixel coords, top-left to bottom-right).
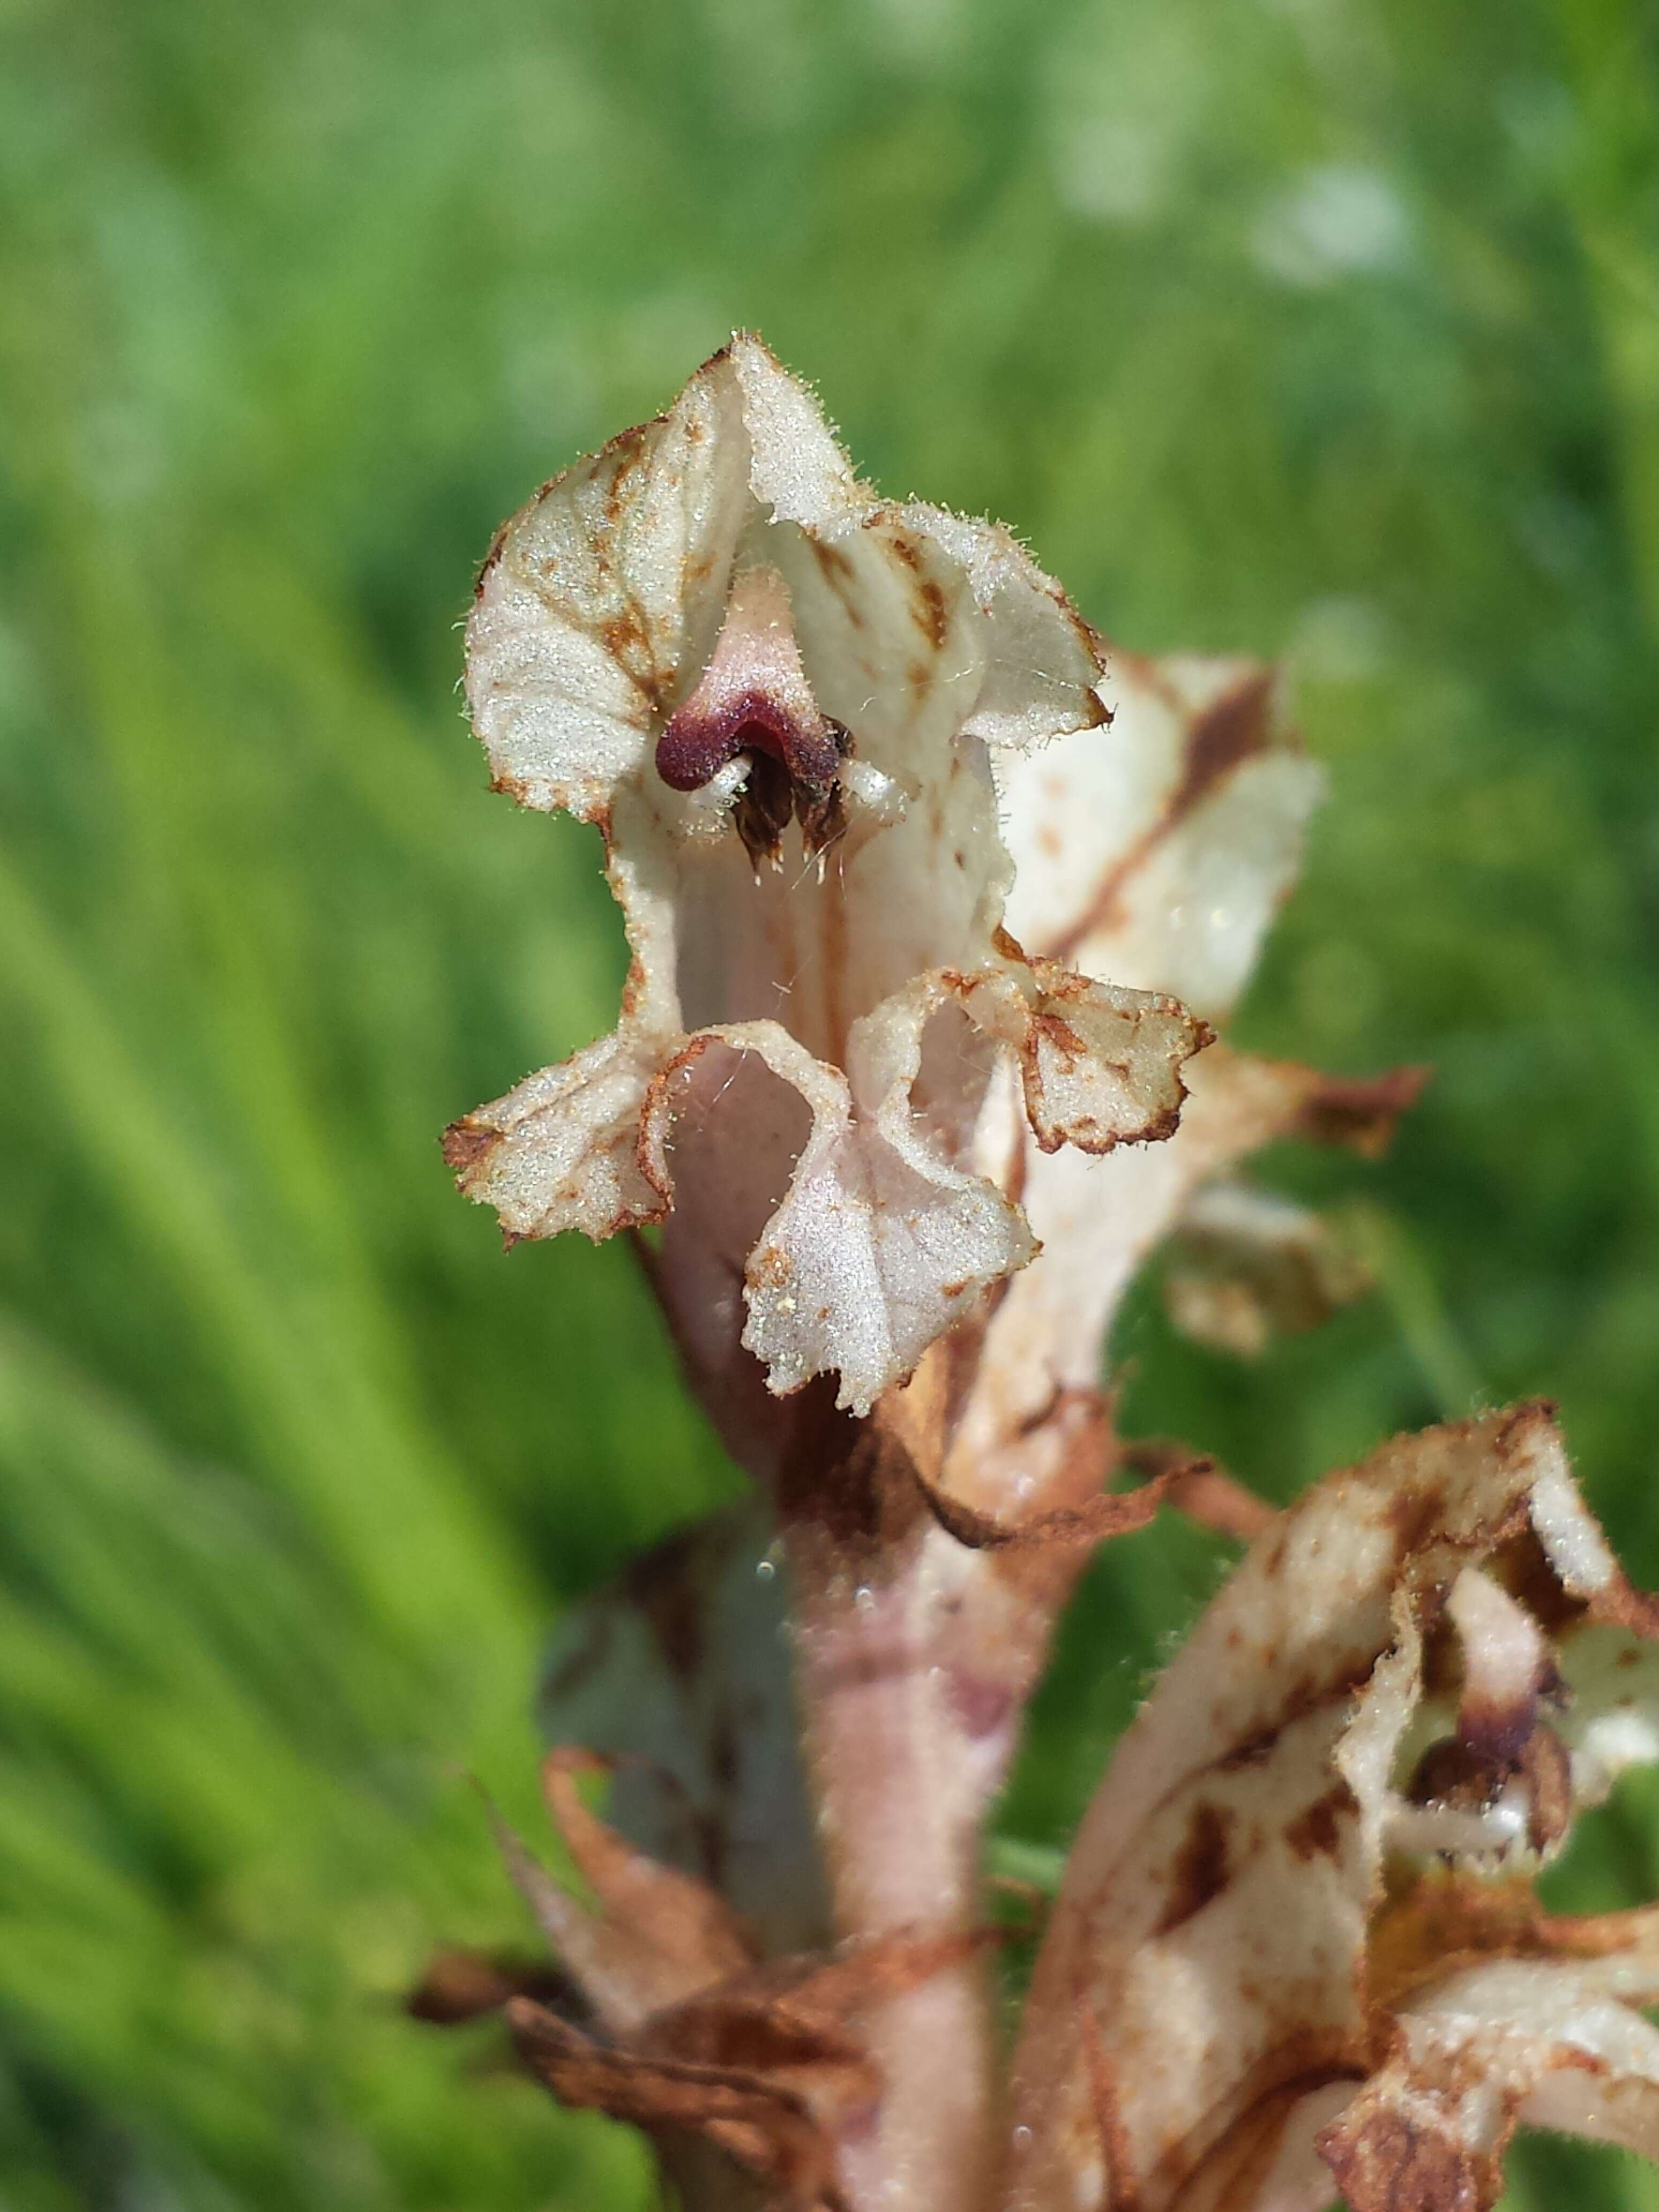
xmin=1320 ymin=1959 xmax=1659 ymax=2211
xmin=998 ymin=652 xmax=1323 ymax=1024
xmin=1000 ymin=1403 xmax=1659 ymax=2212
xmin=453 ymin=335 xmax=1206 ymax=1415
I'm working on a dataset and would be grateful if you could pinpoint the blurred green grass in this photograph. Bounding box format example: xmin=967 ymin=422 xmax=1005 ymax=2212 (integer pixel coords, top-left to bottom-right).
xmin=0 ymin=0 xmax=1656 ymax=2203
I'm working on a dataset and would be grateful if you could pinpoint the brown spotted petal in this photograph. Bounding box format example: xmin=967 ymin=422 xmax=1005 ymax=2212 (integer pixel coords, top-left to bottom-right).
xmin=1148 ymin=1914 xmax=1659 ymax=2212
xmin=974 ymin=954 xmax=1207 ymax=1156
xmin=955 ymin=631 xmax=1416 ymax=1527
xmin=452 ymin=334 xmax=1208 ymax=1414
xmin=1319 ymin=1958 xmax=1659 ymax=2212
xmin=999 ymin=1403 xmax=1659 ymax=2212
xmin=998 ymin=651 xmax=1324 ymax=1026
xmin=442 ymin=1032 xmax=669 ymax=1245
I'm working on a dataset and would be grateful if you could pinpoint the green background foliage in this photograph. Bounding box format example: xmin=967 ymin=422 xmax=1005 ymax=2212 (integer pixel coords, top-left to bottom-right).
xmin=1 ymin=0 xmax=1656 ymax=2202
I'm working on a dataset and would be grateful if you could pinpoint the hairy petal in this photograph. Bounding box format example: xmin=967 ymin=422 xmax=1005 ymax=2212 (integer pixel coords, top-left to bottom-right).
xmin=1320 ymin=1960 xmax=1659 ymax=2211
xmin=953 ymin=1049 xmax=1403 ymax=1509
xmin=973 ymin=958 xmax=1207 ymax=1156
xmin=998 ymin=652 xmax=1323 ymax=1023
xmin=893 ymin=502 xmax=1110 ymax=748
xmin=1000 ymin=1403 xmax=1659 ymax=2212
xmin=443 ymin=1033 xmax=669 ymax=1243
xmin=469 ymin=361 xmax=753 ymax=820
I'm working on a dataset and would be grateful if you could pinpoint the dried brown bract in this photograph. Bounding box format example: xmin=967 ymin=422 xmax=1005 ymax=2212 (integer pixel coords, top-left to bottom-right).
xmin=449 ymin=1750 xmax=993 ymax=2210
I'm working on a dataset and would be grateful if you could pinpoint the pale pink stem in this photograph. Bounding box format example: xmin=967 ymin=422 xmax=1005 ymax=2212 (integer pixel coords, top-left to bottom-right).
xmin=784 ymin=1522 xmax=1002 ymax=2212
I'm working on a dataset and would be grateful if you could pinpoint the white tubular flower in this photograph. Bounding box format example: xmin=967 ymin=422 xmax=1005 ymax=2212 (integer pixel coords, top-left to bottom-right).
xmin=446 ymin=336 xmax=1209 ymax=1415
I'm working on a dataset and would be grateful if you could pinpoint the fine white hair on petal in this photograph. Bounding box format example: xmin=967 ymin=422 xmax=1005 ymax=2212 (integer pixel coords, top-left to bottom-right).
xmin=468 ymin=358 xmax=752 ymax=820
xmin=1320 ymin=1960 xmax=1659 ymax=2209
xmin=1529 ymin=1458 xmax=1621 ymax=1594
xmin=443 ymin=1033 xmax=669 ymax=1243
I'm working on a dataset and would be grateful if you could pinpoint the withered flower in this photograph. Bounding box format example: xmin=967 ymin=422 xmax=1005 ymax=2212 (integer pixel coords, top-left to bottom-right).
xmin=1004 ymin=1403 xmax=1659 ymax=2212
xmin=425 ymin=1751 xmax=989 ymax=2212
xmin=445 ymin=335 xmax=1210 ymax=1416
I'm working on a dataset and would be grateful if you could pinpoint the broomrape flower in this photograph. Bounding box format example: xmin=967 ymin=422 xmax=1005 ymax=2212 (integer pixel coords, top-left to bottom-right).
xmin=435 ymin=342 xmax=1659 ymax=2212
xmin=1006 ymin=1403 xmax=1659 ymax=2212
xmin=445 ymin=334 xmax=1209 ymax=1417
